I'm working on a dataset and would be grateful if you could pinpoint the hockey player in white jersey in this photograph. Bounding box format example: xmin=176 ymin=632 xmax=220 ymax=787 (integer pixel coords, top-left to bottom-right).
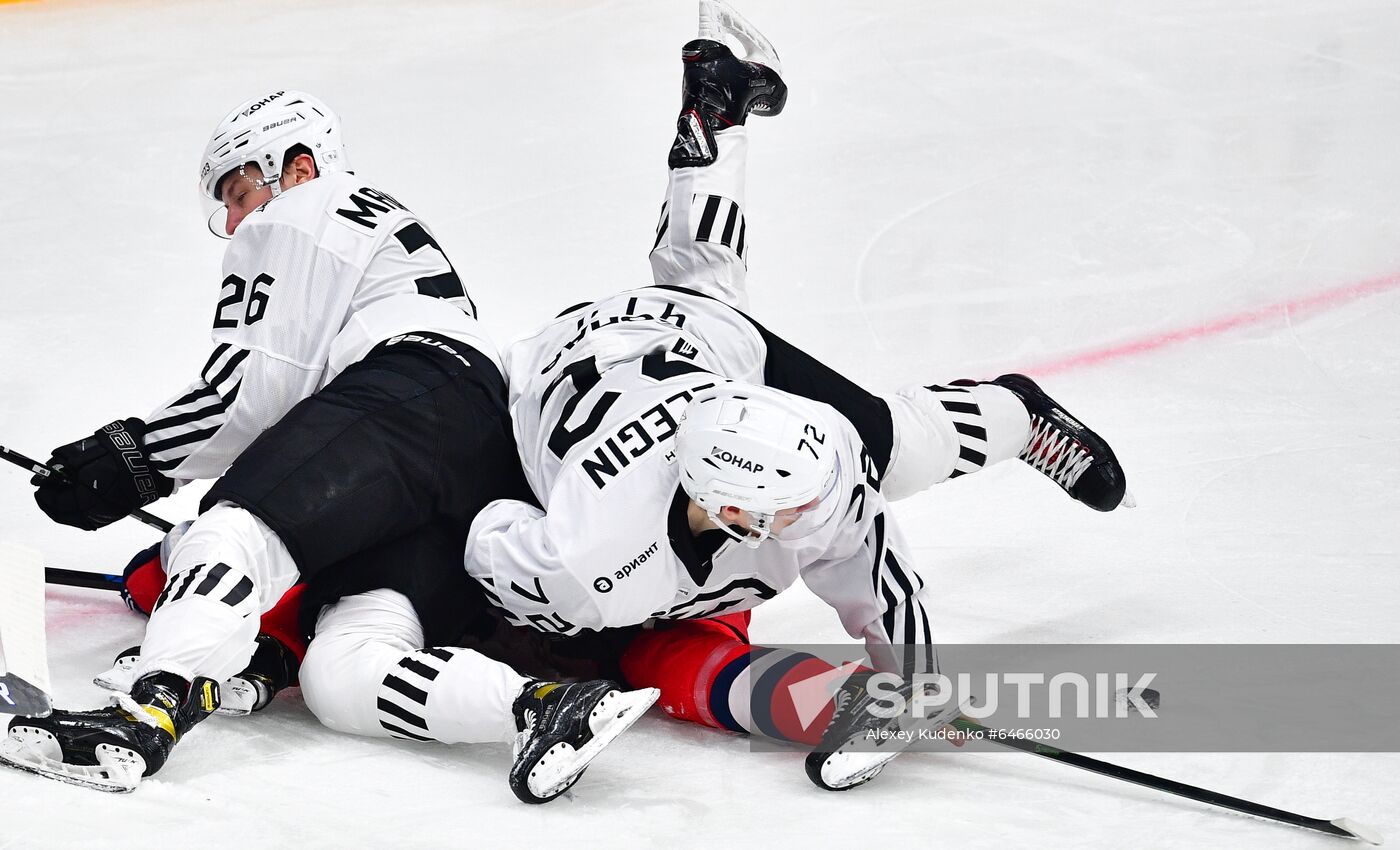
xmin=465 ymin=1 xmax=1130 ymax=790
xmin=3 ymin=91 xmax=654 ymax=801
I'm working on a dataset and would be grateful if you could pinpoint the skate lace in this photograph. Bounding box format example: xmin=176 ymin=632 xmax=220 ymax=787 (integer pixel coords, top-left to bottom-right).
xmin=832 ymin=688 xmax=853 ymax=718
xmin=512 ymin=708 xmax=538 ymax=760
xmin=1020 ymin=416 xmax=1094 ymax=490
xmin=109 ymin=692 xmax=161 ymax=728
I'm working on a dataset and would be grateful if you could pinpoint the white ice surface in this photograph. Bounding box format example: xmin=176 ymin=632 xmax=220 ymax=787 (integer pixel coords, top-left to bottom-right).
xmin=1 ymin=1 xmax=1397 ymax=848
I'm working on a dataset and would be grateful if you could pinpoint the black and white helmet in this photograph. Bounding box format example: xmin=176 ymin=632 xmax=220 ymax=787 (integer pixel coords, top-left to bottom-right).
xmin=676 ymin=383 xmax=839 ymax=547
xmin=198 ymin=90 xmax=349 ymax=202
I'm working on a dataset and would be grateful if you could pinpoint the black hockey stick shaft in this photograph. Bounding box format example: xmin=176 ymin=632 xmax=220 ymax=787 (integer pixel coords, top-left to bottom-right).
xmin=951 ymin=719 xmax=1372 ymax=842
xmin=0 ymin=444 xmax=174 ymax=533
xmin=44 ymin=567 xmax=124 ymax=592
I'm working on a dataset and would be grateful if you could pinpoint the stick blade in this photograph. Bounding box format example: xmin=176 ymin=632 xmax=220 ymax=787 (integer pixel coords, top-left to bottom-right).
xmin=0 ymin=674 xmax=51 ymax=717
xmin=0 ymin=543 xmax=52 ymax=715
xmin=1332 ymin=818 xmax=1385 ymax=846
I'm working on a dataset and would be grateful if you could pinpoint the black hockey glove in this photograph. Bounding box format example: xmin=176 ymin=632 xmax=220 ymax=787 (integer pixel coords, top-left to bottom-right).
xmin=32 ymin=419 xmax=174 ymax=530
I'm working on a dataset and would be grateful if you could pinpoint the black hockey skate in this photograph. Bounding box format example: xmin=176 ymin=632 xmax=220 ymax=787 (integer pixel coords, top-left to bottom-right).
xmin=509 ymin=679 xmax=658 ymax=804
xmin=0 ymin=672 xmax=218 ymax=792
xmin=805 ymin=672 xmax=964 ymax=792
xmin=991 ymin=373 xmax=1133 ymax=512
xmin=103 ymin=634 xmax=297 ymax=716
xmin=670 ymin=32 xmax=787 ymax=168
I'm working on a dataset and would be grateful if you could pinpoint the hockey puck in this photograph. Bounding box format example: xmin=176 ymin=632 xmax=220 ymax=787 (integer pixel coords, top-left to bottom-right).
xmin=1114 ymin=687 xmax=1161 ymax=713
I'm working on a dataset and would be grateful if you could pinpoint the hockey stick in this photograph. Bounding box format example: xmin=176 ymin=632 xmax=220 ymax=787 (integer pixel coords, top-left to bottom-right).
xmin=45 ymin=567 xmax=123 ymax=593
xmin=0 ymin=445 xmax=174 ymax=534
xmin=951 ymin=718 xmax=1383 ymax=844
xmin=0 ymin=544 xmax=53 ymax=717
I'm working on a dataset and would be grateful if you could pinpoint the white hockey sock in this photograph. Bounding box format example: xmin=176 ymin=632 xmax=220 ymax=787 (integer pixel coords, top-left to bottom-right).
xmin=300 ymin=589 xmax=527 ymax=745
xmin=136 ymin=501 xmax=300 ymax=684
xmin=374 ymin=646 xmax=527 ymax=745
xmin=649 ymin=127 xmax=752 ymax=309
xmin=882 ymin=381 xmax=1031 ymax=500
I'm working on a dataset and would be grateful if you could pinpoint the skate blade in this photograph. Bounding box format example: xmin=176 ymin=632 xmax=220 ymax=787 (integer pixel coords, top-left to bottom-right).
xmin=818 ymin=746 xmax=907 ymax=791
xmin=815 ymin=699 xmax=967 ymax=790
xmin=97 ymin=662 xmax=253 ymax=717
xmin=211 ymin=678 xmax=258 ymax=717
xmin=526 ymin=687 xmax=659 ymax=801
xmin=0 ymin=727 xmax=144 ymax=793
xmin=698 ymin=0 xmax=782 ymax=73
xmin=1331 ymin=817 xmax=1383 ymax=846
xmin=93 ymin=666 xmax=136 ymax=694
xmin=1119 ymin=487 xmax=1137 ymax=509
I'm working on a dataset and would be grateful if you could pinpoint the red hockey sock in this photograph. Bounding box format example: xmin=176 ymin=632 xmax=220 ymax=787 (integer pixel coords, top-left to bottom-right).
xmin=120 ymin=547 xmax=166 ymax=615
xmin=619 ymin=612 xmax=849 ymax=745
xmin=620 ymin=612 xmax=752 ymax=731
xmin=258 ymin=584 xmax=308 ymax=663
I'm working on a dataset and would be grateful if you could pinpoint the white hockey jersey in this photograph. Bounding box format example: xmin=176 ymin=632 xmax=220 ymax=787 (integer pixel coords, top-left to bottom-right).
xmin=466 ymin=288 xmax=936 ymax=672
xmin=143 ymin=172 xmax=496 ymax=481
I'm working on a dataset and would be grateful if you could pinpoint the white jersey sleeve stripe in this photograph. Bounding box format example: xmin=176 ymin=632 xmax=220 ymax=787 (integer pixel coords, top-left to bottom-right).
xmin=221 ymin=378 xmax=243 ymax=405
xmin=146 ymin=398 xmax=228 ymax=436
xmin=146 ymin=425 xmax=222 ymax=459
xmin=199 ymin=343 xmax=232 ymax=376
xmin=162 ymin=383 xmax=222 ymax=411
xmin=203 ymin=348 xmax=250 ymax=394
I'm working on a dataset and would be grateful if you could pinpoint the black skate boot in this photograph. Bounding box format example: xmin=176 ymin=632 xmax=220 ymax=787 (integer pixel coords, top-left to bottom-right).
xmin=100 ymin=634 xmax=297 ymax=716
xmin=0 ymin=672 xmax=219 ymax=792
xmin=991 ymin=373 xmax=1132 ymax=512
xmin=805 ymin=672 xmax=964 ymax=792
xmin=218 ymin=634 xmax=298 ymax=715
xmin=509 ymin=679 xmax=658 ymax=804
xmin=670 ymin=38 xmax=787 ymax=168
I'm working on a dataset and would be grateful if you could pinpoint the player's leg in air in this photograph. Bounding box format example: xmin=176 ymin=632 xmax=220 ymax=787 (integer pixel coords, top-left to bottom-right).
xmin=648 ymin=1 xmax=1132 ymax=513
xmin=615 ymin=0 xmax=1131 ymax=788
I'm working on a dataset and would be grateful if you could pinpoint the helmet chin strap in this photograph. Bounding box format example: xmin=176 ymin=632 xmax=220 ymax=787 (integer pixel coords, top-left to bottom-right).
xmin=248 ymin=163 xmax=284 ymax=197
xmin=706 ymin=508 xmax=771 ymax=549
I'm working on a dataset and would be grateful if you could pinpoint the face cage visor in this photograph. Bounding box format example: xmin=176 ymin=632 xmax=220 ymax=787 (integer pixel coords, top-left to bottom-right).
xmin=707 ymin=453 xmax=842 ymax=549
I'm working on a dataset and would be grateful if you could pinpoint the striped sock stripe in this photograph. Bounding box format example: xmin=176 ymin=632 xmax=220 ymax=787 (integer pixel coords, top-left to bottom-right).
xmin=377 ymin=696 xmax=430 ymax=730
xmin=383 ymin=675 xmax=429 ymax=705
xmin=193 ymin=563 xmax=231 ymax=597
xmin=692 ymin=194 xmax=747 ymax=259
xmin=153 ymin=562 xmax=255 ymax=612
xmin=381 ymin=722 xmax=434 ymax=742
xmin=651 ymin=200 xmax=671 ymax=251
xmin=928 ymin=384 xmax=989 ymax=478
xmin=219 ymin=576 xmax=254 ymax=607
xmin=374 ymin=647 xmax=465 ymax=742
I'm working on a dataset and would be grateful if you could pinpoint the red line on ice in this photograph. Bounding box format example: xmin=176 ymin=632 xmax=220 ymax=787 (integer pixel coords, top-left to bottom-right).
xmin=1024 ymin=272 xmax=1400 ymax=376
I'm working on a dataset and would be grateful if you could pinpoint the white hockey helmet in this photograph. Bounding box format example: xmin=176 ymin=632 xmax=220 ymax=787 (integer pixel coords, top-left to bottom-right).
xmin=198 ymin=90 xmax=349 ymax=202
xmin=676 ymin=383 xmax=841 ymax=548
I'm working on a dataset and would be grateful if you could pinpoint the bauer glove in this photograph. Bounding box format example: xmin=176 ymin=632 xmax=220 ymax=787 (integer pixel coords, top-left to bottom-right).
xmin=33 ymin=419 xmax=173 ymax=530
